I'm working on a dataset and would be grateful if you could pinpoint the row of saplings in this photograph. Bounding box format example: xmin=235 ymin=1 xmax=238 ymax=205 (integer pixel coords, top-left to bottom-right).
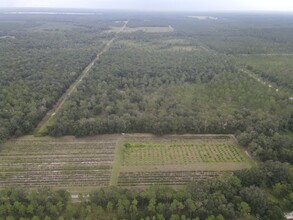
xmin=123 ymin=143 xmax=243 ymax=164
xmin=0 ymin=161 xmax=292 ymax=220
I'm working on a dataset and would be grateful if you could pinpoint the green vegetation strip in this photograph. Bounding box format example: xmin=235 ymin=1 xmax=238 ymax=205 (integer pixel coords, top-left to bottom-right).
xmin=123 ymin=143 xmax=245 ymax=166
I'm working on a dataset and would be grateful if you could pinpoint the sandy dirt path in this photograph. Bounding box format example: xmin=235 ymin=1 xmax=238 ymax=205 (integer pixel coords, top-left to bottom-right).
xmin=36 ymin=21 xmax=128 ymax=134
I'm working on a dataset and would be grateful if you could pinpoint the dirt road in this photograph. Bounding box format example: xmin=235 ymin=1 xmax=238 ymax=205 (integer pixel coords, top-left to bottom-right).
xmin=35 ymin=21 xmax=128 ymax=134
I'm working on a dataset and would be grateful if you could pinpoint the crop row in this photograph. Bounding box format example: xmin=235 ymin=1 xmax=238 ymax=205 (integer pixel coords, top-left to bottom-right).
xmin=123 ymin=143 xmax=244 ymax=166
xmin=1 ymin=155 xmax=114 ymax=163
xmin=0 ymin=169 xmax=112 ymax=187
xmin=0 ymin=146 xmax=116 ymax=155
xmin=0 ymin=179 xmax=110 ymax=187
xmin=10 ymin=141 xmax=117 ymax=146
xmin=0 ymin=142 xmax=117 ymax=154
xmin=0 ymin=164 xmax=112 ymax=172
xmin=0 ymin=150 xmax=116 ymax=156
xmin=0 ymin=141 xmax=117 ymax=188
xmin=118 ymin=171 xmax=224 ymax=186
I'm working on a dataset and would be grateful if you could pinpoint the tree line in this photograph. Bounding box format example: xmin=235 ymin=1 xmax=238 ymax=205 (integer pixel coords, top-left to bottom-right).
xmin=0 ymin=161 xmax=291 ymax=219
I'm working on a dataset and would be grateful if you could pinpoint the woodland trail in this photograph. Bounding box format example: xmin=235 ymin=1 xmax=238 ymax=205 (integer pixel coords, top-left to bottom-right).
xmin=239 ymin=68 xmax=293 ymax=100
xmin=35 ymin=21 xmax=128 ymax=134
xmin=197 ymin=41 xmax=292 ymax=98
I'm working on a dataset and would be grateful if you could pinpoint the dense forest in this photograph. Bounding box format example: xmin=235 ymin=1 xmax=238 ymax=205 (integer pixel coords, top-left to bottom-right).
xmin=0 ymin=161 xmax=292 ymax=219
xmin=0 ymin=12 xmax=118 ymax=142
xmin=0 ymin=10 xmax=292 ymax=219
xmin=46 ymin=16 xmax=293 ymax=163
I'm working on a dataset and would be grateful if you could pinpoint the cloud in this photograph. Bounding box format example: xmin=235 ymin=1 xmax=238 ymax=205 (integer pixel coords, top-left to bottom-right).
xmin=7 ymin=0 xmax=127 ymax=8
xmin=0 ymin=0 xmax=14 ymax=7
xmin=1 ymin=0 xmax=293 ymax=11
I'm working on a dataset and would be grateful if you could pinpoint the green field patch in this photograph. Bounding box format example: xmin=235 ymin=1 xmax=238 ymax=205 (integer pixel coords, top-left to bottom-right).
xmin=108 ymin=25 xmax=174 ymax=33
xmin=123 ymin=142 xmax=245 ymax=166
xmin=117 ymin=135 xmax=252 ymax=186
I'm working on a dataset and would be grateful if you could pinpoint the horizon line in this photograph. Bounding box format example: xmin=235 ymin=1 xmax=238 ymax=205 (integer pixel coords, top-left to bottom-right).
xmin=0 ymin=7 xmax=293 ymax=13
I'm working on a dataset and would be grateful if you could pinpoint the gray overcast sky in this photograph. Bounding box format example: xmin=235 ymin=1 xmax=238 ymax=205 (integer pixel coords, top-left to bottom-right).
xmin=1 ymin=0 xmax=293 ymax=11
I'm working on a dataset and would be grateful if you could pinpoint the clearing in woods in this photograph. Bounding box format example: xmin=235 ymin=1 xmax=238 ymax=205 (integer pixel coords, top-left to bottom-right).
xmin=188 ymin=16 xmax=218 ymax=20
xmin=107 ymin=25 xmax=174 ymax=33
xmin=0 ymin=134 xmax=253 ymax=192
xmin=0 ymin=135 xmax=119 ymax=194
xmin=115 ymin=134 xmax=253 ymax=186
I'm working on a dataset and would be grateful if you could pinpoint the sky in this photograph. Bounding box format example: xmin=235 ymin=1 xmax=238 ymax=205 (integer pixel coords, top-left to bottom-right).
xmin=1 ymin=0 xmax=293 ymax=12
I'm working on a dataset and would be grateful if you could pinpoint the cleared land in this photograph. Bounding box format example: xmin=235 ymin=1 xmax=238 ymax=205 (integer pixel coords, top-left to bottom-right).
xmin=0 ymin=35 xmax=16 ymax=39
xmin=123 ymin=143 xmax=244 ymax=166
xmin=119 ymin=38 xmax=198 ymax=52
xmin=0 ymin=135 xmax=118 ymax=193
xmin=116 ymin=134 xmax=252 ymax=187
xmin=188 ymin=16 xmax=218 ymax=20
xmin=0 ymin=134 xmax=252 ymax=191
xmin=107 ymin=25 xmax=174 ymax=33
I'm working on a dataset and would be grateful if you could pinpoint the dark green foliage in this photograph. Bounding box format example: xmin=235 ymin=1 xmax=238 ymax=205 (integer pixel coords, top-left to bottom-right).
xmin=235 ymin=160 xmax=291 ymax=187
xmin=37 ymin=13 xmax=292 ymax=164
xmin=0 ymin=13 xmax=112 ymax=141
xmin=0 ymin=12 xmax=292 ymax=164
xmin=2 ymin=161 xmax=291 ymax=219
xmin=79 ymin=162 xmax=291 ymax=219
xmin=0 ymin=188 xmax=70 ymax=219
xmin=236 ymin=57 xmax=293 ymax=90
xmin=0 ymin=12 xmax=292 ymax=220
xmin=177 ymin=14 xmax=293 ymax=55
xmin=50 ymin=39 xmax=291 ymax=138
